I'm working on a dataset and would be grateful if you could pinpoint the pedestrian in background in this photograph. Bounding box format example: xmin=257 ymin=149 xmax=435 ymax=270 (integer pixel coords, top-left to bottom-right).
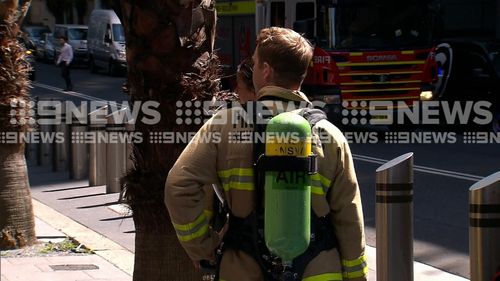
xmin=56 ymin=36 xmax=73 ymax=91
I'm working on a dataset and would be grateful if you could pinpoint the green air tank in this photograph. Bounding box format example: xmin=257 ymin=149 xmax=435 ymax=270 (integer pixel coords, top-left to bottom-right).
xmin=263 ymin=112 xmax=312 ymax=263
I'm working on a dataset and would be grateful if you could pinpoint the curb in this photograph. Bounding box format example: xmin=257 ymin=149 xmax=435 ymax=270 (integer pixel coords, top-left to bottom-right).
xmin=32 ymin=199 xmax=134 ymax=276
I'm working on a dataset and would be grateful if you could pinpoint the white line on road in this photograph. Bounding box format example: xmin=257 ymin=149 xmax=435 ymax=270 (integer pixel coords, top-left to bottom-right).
xmin=353 ymin=154 xmax=484 ymax=182
xmin=33 ymin=82 xmax=123 ymax=109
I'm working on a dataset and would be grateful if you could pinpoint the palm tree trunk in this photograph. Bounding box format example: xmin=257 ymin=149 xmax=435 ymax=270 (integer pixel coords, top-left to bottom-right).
xmin=0 ymin=0 xmax=36 ymax=250
xmin=0 ymin=144 xmax=35 ymax=249
xmin=120 ymin=1 xmax=220 ymax=280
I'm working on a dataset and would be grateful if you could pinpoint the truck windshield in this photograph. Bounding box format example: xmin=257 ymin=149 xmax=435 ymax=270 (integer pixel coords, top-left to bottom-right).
xmin=112 ymin=24 xmax=125 ymax=42
xmin=68 ymin=28 xmax=88 ymax=40
xmin=316 ymin=0 xmax=438 ymax=50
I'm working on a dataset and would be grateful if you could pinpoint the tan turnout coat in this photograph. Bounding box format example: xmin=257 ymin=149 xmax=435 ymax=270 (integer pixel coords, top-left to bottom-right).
xmin=165 ymin=86 xmax=367 ymax=281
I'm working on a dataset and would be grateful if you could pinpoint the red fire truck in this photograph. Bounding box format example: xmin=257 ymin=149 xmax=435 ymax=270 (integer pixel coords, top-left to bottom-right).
xmin=216 ymin=0 xmax=440 ymax=120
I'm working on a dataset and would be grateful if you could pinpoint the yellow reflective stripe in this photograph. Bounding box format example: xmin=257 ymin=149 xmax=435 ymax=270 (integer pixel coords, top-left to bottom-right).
xmin=172 ymin=213 xmax=206 ymax=232
xmin=221 ymin=181 xmax=254 ymax=191
xmin=311 ymin=173 xmax=332 ymax=195
xmin=218 ymin=168 xmax=254 ymax=191
xmin=311 ymin=186 xmax=325 ymax=195
xmin=302 ymin=272 xmax=343 ymax=281
xmin=342 ymin=87 xmax=420 ymax=93
xmin=342 ymin=255 xmax=367 ymax=267
xmin=172 ymin=213 xmax=209 ymax=242
xmin=337 ymin=60 xmax=425 ymax=67
xmin=343 ymin=267 xmax=369 ymax=279
xmin=204 ymin=209 xmax=213 ymax=221
xmin=177 ymin=224 xmax=209 ymax=242
xmin=342 ymin=255 xmax=369 ymax=279
xmin=218 ymin=168 xmax=253 ymax=178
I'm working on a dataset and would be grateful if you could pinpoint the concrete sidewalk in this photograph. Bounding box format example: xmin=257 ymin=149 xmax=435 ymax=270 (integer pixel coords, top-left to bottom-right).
xmin=4 ymin=162 xmax=470 ymax=281
xmin=0 ymin=217 xmax=131 ymax=281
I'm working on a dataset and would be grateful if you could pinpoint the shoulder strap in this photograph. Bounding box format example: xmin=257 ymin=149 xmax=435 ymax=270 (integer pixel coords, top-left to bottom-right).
xmin=296 ymin=107 xmax=327 ymax=128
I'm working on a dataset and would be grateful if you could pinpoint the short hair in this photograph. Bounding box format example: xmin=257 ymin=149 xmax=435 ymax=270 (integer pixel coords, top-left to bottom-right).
xmin=59 ymin=36 xmax=68 ymax=41
xmin=236 ymin=58 xmax=254 ymax=92
xmin=255 ymin=27 xmax=313 ymax=87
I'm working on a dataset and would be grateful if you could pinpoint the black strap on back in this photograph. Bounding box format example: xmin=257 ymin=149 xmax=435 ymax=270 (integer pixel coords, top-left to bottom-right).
xmin=256 ymin=155 xmax=318 ymax=174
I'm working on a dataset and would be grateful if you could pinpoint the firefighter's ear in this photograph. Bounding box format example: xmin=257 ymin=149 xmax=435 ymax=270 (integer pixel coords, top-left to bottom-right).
xmin=262 ymin=62 xmax=273 ymax=83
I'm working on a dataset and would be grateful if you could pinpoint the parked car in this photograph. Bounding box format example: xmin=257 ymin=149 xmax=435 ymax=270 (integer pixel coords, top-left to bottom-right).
xmin=22 ymin=25 xmax=51 ymax=54
xmin=35 ymin=33 xmax=56 ymax=62
xmin=18 ymin=36 xmax=36 ymax=81
xmin=53 ymin=24 xmax=88 ymax=65
xmin=87 ymin=9 xmax=126 ymax=76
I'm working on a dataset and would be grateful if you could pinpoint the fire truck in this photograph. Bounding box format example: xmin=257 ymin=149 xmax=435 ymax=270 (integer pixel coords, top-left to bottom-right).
xmin=216 ymin=0 xmax=440 ymax=120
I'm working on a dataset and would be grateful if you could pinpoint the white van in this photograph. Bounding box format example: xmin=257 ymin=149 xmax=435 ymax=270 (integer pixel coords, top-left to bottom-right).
xmin=88 ymin=9 xmax=126 ymax=75
xmin=53 ymin=24 xmax=88 ymax=65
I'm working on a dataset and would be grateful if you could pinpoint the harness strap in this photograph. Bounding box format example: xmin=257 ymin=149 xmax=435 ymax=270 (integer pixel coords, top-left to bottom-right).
xmin=223 ymin=213 xmax=337 ymax=280
xmin=256 ymin=155 xmax=318 ymax=174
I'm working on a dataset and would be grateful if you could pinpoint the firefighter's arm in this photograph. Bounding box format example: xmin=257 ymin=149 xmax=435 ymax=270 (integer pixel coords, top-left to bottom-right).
xmin=165 ymin=116 xmax=221 ymax=262
xmin=327 ymin=134 xmax=367 ymax=281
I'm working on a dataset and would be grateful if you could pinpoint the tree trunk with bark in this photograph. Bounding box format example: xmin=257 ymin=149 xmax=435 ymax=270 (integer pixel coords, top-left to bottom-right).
xmin=120 ymin=0 xmax=220 ymax=280
xmin=0 ymin=0 xmax=36 ymax=250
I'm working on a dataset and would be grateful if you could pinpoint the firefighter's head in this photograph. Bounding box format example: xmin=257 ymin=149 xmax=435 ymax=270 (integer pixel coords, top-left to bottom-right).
xmin=252 ymin=27 xmax=313 ymax=93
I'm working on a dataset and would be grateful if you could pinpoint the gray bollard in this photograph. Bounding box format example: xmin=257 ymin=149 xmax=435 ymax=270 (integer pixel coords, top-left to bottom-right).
xmin=376 ymin=152 xmax=414 ymax=281
xmin=105 ymin=109 xmax=127 ymax=193
xmin=88 ymin=106 xmax=108 ymax=186
xmin=25 ymin=140 xmax=37 ymax=164
xmin=53 ymin=102 xmax=69 ymax=172
xmin=70 ymin=116 xmax=88 ymax=179
xmin=37 ymin=100 xmax=55 ymax=167
xmin=469 ymin=171 xmax=500 ymax=281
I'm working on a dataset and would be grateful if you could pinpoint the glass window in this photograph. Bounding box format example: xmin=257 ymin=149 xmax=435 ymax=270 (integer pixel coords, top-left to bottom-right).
xmin=112 ymin=24 xmax=125 ymax=42
xmin=336 ymin=0 xmax=436 ymax=50
xmin=68 ymin=28 xmax=88 ymax=40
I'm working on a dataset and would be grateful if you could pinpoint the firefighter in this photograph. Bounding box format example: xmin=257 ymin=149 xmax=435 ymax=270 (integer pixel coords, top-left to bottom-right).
xmin=165 ymin=27 xmax=367 ymax=281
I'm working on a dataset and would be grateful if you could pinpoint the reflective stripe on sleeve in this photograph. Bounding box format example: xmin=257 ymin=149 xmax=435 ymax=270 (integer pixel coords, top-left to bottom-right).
xmin=302 ymin=272 xmax=343 ymax=281
xmin=310 ymin=173 xmax=332 ymax=195
xmin=218 ymin=168 xmax=254 ymax=191
xmin=342 ymin=254 xmax=368 ymax=279
xmin=172 ymin=212 xmax=209 ymax=242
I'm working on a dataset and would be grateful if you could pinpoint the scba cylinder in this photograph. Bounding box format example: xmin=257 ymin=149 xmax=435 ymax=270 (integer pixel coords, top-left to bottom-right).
xmin=264 ymin=112 xmax=312 ymax=263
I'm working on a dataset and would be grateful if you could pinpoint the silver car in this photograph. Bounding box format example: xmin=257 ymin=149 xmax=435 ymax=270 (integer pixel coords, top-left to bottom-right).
xmin=35 ymin=33 xmax=56 ymax=62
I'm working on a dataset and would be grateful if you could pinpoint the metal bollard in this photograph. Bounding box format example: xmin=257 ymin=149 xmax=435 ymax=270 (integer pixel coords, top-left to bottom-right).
xmin=469 ymin=171 xmax=500 ymax=281
xmin=105 ymin=109 xmax=127 ymax=193
xmin=376 ymin=152 xmax=414 ymax=281
xmin=88 ymin=106 xmax=108 ymax=186
xmin=25 ymin=138 xmax=37 ymax=164
xmin=37 ymin=100 xmax=54 ymax=167
xmin=53 ymin=102 xmax=69 ymax=172
xmin=69 ymin=116 xmax=88 ymax=179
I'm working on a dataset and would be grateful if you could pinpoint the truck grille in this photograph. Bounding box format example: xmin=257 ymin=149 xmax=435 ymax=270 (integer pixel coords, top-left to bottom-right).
xmin=337 ymin=60 xmax=427 ymax=106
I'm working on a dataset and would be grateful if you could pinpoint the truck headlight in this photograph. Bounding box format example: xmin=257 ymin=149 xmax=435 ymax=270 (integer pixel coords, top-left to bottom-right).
xmin=117 ymin=51 xmax=126 ymax=59
xmin=420 ymin=91 xmax=433 ymax=101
